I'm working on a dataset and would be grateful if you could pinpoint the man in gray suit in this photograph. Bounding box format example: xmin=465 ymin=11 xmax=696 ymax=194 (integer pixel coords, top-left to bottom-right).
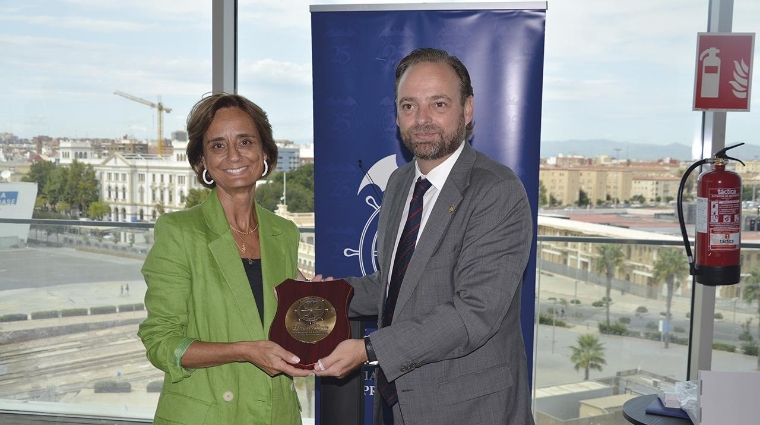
xmin=315 ymin=48 xmax=535 ymax=425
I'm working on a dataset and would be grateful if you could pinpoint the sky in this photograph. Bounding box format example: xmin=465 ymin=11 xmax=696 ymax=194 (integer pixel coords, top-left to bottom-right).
xmin=1 ymin=0 xmax=758 ymax=149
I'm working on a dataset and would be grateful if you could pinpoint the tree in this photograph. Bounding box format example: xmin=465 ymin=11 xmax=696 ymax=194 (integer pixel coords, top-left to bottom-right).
xmin=577 ymin=189 xmax=590 ymax=207
xmin=287 ymin=163 xmax=314 ymax=192
xmin=255 ymin=169 xmax=314 ymax=213
xmin=570 ymin=334 xmax=606 ymax=380
xmin=594 ymin=244 xmax=625 ymax=325
xmin=653 ymin=249 xmax=688 ymax=348
xmin=74 ymin=162 xmax=100 ymax=213
xmin=22 ymin=161 xmax=56 ymax=194
xmin=743 ymin=270 xmax=760 ymax=369
xmin=185 ymin=188 xmax=211 ymax=209
xmin=63 ymin=160 xmax=99 ymax=214
xmin=549 ymin=194 xmax=558 ymax=206
xmin=284 ymin=184 xmax=314 ymax=212
xmin=43 ymin=166 xmax=68 ymax=207
xmin=88 ymin=201 xmax=110 ymax=220
xmin=55 ymin=201 xmax=71 ymax=216
xmin=34 ymin=195 xmax=48 ymax=210
xmin=538 ymin=180 xmax=548 ymax=206
xmin=255 ymin=177 xmax=284 ymax=212
xmin=63 ymin=161 xmax=84 ymax=210
xmin=29 ymin=160 xmax=99 ymax=214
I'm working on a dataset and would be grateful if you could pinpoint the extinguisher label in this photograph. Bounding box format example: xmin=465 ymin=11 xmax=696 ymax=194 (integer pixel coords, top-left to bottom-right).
xmin=703 ymin=187 xmax=742 ymax=251
xmin=709 ymin=231 xmax=740 ymax=250
xmin=696 ymin=197 xmax=708 ymax=233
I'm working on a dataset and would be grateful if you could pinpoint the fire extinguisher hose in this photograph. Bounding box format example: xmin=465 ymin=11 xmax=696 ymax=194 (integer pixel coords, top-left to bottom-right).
xmin=677 ymin=159 xmax=708 ymax=276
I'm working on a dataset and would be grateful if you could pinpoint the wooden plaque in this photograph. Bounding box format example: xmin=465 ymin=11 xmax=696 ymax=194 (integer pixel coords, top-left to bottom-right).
xmin=270 ymin=279 xmax=353 ymax=369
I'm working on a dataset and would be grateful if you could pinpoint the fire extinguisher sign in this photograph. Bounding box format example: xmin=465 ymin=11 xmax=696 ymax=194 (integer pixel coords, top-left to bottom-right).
xmin=693 ymin=32 xmax=755 ymax=112
xmin=697 ymin=187 xmax=741 ymax=251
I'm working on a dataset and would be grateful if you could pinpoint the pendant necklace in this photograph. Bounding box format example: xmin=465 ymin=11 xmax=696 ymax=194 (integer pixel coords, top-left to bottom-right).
xmin=230 ymin=222 xmax=259 ymax=256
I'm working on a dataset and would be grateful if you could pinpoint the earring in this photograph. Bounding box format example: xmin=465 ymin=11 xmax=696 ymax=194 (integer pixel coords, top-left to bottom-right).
xmin=263 ymin=159 xmax=269 ymax=176
xmin=202 ymin=169 xmax=214 ymax=185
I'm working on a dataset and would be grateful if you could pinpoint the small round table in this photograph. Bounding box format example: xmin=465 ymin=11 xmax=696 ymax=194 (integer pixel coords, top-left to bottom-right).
xmin=622 ymin=394 xmax=693 ymax=425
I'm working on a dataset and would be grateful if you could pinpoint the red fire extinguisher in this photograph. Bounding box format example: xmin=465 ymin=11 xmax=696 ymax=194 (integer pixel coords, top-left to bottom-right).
xmin=677 ymin=143 xmax=744 ymax=286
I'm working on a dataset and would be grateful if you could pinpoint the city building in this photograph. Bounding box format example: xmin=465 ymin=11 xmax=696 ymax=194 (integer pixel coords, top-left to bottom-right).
xmin=171 ymin=130 xmax=188 ymax=141
xmin=58 ymin=139 xmax=99 ymax=165
xmin=275 ymin=203 xmax=315 ymax=278
xmin=541 ymin=167 xmax=581 ymax=205
xmin=541 ymin=163 xmax=685 ymax=207
xmin=275 ymin=140 xmax=302 ymax=172
xmin=94 ymin=140 xmax=198 ymax=222
xmin=630 ymin=175 xmax=680 ymax=203
xmin=299 ymin=142 xmax=314 ymax=166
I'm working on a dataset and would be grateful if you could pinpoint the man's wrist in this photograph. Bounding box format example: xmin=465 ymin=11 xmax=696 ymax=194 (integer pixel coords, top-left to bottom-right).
xmin=364 ymin=336 xmax=378 ymax=365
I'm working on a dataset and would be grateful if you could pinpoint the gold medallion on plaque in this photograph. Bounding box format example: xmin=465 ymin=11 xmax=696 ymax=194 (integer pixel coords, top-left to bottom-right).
xmin=284 ymin=296 xmax=337 ymax=343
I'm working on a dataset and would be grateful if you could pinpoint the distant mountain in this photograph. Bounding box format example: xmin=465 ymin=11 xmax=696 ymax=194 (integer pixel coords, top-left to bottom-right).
xmin=540 ymin=139 xmax=760 ymax=162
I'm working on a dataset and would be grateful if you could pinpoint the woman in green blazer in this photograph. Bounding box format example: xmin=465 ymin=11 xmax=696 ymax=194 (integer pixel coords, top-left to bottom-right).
xmin=138 ymin=94 xmax=312 ymax=425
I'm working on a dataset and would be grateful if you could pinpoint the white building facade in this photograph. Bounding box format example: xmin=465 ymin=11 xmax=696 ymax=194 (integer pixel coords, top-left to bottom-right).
xmin=94 ymin=141 xmax=199 ymax=222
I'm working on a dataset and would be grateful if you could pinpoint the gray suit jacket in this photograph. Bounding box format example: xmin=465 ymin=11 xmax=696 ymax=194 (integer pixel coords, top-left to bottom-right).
xmin=347 ymin=142 xmax=535 ymax=425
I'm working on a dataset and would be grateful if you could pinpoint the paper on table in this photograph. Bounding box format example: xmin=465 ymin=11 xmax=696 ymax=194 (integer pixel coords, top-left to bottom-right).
xmin=645 ymin=397 xmax=690 ymax=420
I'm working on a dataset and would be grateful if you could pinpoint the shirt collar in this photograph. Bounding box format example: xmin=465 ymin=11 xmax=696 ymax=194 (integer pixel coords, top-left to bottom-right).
xmin=414 ymin=140 xmax=466 ymax=189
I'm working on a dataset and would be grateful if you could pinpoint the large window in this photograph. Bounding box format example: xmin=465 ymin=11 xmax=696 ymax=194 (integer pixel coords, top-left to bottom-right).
xmin=0 ymin=0 xmax=212 ymax=422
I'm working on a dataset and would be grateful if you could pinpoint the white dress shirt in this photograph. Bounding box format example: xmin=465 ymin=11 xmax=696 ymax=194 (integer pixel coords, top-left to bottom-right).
xmin=387 ymin=140 xmax=466 ymax=290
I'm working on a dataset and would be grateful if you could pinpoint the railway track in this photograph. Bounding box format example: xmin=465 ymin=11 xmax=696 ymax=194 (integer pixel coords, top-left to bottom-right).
xmin=0 ymin=323 xmax=163 ymax=401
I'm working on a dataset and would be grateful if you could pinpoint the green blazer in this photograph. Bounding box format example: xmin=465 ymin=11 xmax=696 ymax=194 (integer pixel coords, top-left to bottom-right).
xmin=138 ymin=189 xmax=302 ymax=425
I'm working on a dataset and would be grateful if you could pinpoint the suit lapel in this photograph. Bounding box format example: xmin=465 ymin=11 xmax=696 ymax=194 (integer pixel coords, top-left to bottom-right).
xmin=202 ymin=189 xmax=266 ymax=339
xmin=256 ymin=204 xmax=284 ymax=336
xmin=378 ymin=165 xmax=416 ymax=319
xmin=393 ymin=143 xmax=476 ymax=317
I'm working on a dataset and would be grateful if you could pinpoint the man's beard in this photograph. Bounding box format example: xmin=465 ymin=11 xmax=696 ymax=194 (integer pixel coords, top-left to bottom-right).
xmin=400 ymin=113 xmax=466 ymax=161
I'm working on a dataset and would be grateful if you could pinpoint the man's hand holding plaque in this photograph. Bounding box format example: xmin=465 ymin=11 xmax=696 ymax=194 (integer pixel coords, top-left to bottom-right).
xmin=269 ymin=278 xmax=353 ymax=369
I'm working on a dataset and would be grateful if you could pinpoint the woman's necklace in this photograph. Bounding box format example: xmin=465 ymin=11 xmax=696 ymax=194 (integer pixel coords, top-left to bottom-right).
xmin=230 ymin=222 xmax=259 ymax=236
xmin=230 ymin=222 xmax=259 ymax=254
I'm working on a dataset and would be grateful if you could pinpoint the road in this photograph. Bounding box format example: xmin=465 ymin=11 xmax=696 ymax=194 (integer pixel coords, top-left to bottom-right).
xmin=540 ymin=301 xmax=750 ymax=347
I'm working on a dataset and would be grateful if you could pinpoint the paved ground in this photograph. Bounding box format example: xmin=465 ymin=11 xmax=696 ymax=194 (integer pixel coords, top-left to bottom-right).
xmin=0 ymin=247 xmax=144 ymax=291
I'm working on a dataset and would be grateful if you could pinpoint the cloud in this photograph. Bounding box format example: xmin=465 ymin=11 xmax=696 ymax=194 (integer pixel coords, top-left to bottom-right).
xmin=546 ymin=0 xmax=704 ymax=65
xmin=543 ymin=76 xmax=623 ymax=101
xmin=0 ymin=34 xmax=106 ymax=49
xmin=62 ymin=0 xmax=211 ymax=21
xmin=0 ymin=14 xmax=158 ymax=32
xmin=239 ymin=58 xmax=312 ymax=86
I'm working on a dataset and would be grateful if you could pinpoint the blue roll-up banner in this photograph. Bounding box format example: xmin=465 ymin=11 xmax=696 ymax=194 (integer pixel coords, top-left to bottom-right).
xmin=311 ymin=3 xmax=546 ymax=422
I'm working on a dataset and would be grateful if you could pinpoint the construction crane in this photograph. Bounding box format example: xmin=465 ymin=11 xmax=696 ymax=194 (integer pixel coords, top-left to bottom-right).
xmin=114 ymin=90 xmax=172 ymax=155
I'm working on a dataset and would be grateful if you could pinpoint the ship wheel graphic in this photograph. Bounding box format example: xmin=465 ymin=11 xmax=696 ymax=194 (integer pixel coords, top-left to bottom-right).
xmin=343 ymin=195 xmax=381 ymax=275
xmin=294 ymin=297 xmax=331 ymax=324
xmin=343 ymin=154 xmax=398 ymax=276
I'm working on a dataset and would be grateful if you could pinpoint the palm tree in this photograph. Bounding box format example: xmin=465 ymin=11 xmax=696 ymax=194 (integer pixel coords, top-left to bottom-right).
xmin=653 ymin=249 xmax=688 ymax=348
xmin=743 ymin=270 xmax=760 ymax=369
xmin=594 ymin=244 xmax=625 ymax=325
xmin=570 ymin=334 xmax=607 ymax=380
